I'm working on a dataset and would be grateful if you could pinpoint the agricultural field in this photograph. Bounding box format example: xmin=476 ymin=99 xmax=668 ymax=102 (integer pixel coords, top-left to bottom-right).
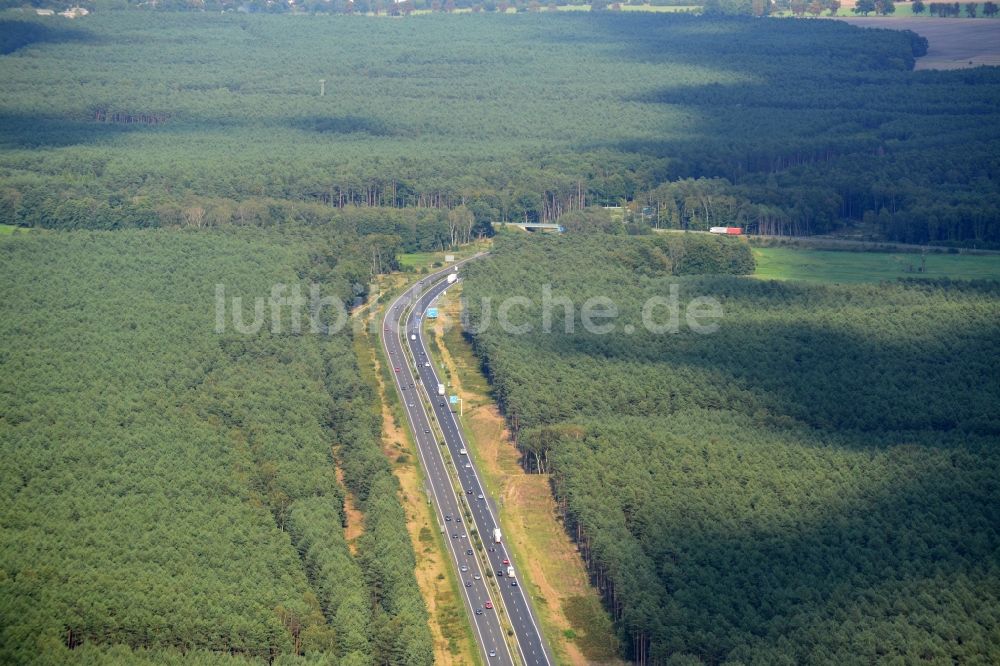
xmin=462 ymin=233 xmax=1000 ymax=663
xmin=752 ymin=245 xmax=1000 ymax=282
xmin=838 ymin=16 xmax=1000 ymax=69
xmin=0 ymin=12 xmax=998 ymax=245
xmin=0 ymin=229 xmax=432 ymax=664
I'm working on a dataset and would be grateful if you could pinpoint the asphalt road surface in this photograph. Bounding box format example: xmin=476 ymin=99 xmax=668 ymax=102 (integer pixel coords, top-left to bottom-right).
xmin=381 ymin=260 xmax=552 ymax=666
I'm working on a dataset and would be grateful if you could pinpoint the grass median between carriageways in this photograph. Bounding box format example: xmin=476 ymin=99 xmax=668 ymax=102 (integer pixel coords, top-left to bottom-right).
xmin=428 ymin=285 xmax=625 ymax=666
xmin=357 ymin=274 xmax=482 ymax=666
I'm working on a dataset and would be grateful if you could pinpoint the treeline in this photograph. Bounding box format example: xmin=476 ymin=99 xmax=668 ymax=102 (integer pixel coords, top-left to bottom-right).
xmin=0 ymin=189 xmax=491 ymax=256
xmin=1 ymin=14 xmax=998 ymax=244
xmin=325 ymin=336 xmax=435 ymax=665
xmin=740 ymin=0 xmax=1000 ymax=17
xmin=924 ymin=1 xmax=1000 ymax=16
xmin=30 ymin=0 xmax=697 ymax=13
xmin=462 ymin=234 xmax=1000 ymax=663
xmin=0 ymin=228 xmax=432 ymax=664
xmin=556 ymin=214 xmax=757 ymax=273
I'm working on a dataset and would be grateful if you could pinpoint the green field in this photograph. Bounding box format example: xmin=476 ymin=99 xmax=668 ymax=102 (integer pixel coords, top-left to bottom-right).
xmin=0 ymin=223 xmax=26 ymax=234
xmin=557 ymin=4 xmax=700 ymax=11
xmin=753 ymin=246 xmax=1000 ymax=283
xmin=397 ymin=240 xmax=490 ymax=270
xmin=399 ymin=251 xmax=446 ymax=269
xmin=415 ymin=4 xmax=698 ymax=12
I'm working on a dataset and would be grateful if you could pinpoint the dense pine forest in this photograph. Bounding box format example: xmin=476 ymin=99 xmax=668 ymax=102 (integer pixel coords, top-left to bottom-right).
xmin=0 ymin=229 xmax=432 ymax=664
xmin=462 ymin=233 xmax=1000 ymax=664
xmin=0 ymin=12 xmax=998 ymax=245
xmin=3 ymin=8 xmax=1000 ymax=665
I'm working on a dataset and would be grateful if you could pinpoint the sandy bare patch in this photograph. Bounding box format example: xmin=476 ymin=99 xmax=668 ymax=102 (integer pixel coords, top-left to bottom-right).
xmin=431 ymin=290 xmax=625 ymax=666
xmin=333 ymin=463 xmax=365 ymax=555
xmin=355 ymin=294 xmax=477 ymax=666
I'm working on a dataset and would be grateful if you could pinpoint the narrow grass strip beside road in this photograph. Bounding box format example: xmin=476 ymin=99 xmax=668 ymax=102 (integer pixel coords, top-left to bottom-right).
xmin=429 ymin=285 xmax=626 ymax=666
xmin=355 ymin=273 xmax=482 ymax=666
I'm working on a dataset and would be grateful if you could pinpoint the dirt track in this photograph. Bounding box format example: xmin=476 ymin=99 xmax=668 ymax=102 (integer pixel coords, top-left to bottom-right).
xmin=836 ymin=17 xmax=1000 ymax=69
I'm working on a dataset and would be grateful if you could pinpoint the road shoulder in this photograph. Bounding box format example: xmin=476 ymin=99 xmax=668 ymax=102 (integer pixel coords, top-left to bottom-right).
xmin=429 ymin=285 xmax=626 ymax=666
xmin=354 ymin=275 xmax=481 ymax=666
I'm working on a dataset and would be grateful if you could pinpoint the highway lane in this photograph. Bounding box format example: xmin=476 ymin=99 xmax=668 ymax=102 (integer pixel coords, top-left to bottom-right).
xmin=381 ymin=261 xmax=514 ymax=665
xmin=406 ymin=272 xmax=554 ymax=666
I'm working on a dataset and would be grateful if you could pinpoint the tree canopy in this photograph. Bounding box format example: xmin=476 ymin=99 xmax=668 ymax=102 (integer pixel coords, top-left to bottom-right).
xmin=0 ymin=13 xmax=996 ymax=246
xmin=462 ymin=233 xmax=1000 ymax=664
xmin=0 ymin=228 xmax=432 ymax=664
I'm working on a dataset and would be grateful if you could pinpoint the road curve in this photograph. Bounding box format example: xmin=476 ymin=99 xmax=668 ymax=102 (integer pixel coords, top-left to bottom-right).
xmin=381 ymin=259 xmax=514 ymax=665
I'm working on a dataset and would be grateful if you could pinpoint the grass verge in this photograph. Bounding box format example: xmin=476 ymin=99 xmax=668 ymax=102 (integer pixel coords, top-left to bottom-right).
xmin=354 ymin=274 xmax=482 ymax=666
xmin=428 ymin=285 xmax=625 ymax=666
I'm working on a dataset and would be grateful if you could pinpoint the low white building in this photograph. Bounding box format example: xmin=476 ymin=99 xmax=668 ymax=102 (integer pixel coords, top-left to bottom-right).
xmin=58 ymin=7 xmax=90 ymax=18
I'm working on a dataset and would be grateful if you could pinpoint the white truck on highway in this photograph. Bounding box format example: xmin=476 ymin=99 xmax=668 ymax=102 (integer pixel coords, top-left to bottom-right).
xmin=437 ymin=383 xmax=445 ymax=396
xmin=447 ymin=273 xmax=457 ymax=284
xmin=507 ymin=566 xmax=515 ymax=578
xmin=493 ymin=528 xmax=502 ymax=543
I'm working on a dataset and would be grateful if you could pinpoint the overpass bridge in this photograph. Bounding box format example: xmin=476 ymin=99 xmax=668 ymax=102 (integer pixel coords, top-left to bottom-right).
xmin=496 ymin=222 xmax=565 ymax=233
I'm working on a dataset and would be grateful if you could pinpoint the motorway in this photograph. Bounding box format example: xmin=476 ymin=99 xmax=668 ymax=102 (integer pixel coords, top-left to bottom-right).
xmin=381 ymin=261 xmax=553 ymax=666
